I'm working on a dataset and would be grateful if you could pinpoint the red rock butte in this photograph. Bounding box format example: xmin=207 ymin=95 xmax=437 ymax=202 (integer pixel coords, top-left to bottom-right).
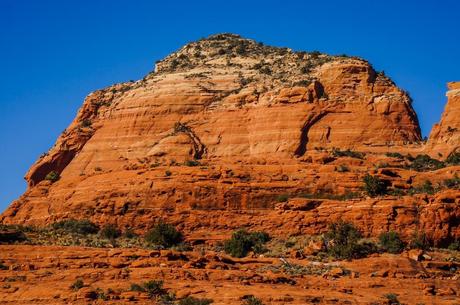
xmin=1 ymin=33 xmax=459 ymax=245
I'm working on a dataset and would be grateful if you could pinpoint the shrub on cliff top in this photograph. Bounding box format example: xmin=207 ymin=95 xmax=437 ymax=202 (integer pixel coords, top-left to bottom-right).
xmin=144 ymin=222 xmax=183 ymax=248
xmin=224 ymin=230 xmax=270 ymax=258
xmin=52 ymin=219 xmax=99 ymax=235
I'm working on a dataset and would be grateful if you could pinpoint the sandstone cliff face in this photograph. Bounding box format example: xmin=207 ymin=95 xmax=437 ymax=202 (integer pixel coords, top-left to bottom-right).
xmin=426 ymin=82 xmax=460 ymax=158
xmin=2 ymin=34 xmax=459 ymax=245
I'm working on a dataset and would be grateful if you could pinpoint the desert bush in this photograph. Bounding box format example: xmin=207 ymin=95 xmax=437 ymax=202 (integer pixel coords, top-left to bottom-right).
xmin=385 ymin=152 xmax=404 ymax=159
xmin=123 ymin=228 xmax=138 ymax=239
xmin=299 ymin=192 xmax=360 ymax=201
xmin=410 ymin=232 xmax=431 ymax=250
xmin=99 ymin=224 xmax=121 ymax=240
xmin=0 ymin=262 xmax=7 ymax=270
xmin=445 ymin=152 xmax=460 ymax=165
xmin=309 ymin=50 xmax=321 ymax=58
xmin=52 ymin=219 xmax=99 ymax=235
xmin=383 ymin=293 xmax=400 ymax=305
xmin=276 ymin=194 xmax=289 ymax=202
xmin=379 ymin=231 xmax=405 ymax=254
xmin=165 ymin=170 xmax=172 ymax=177
xmin=407 ymin=154 xmax=444 ymax=172
xmin=332 ymin=149 xmax=365 ymax=159
xmin=336 ymin=165 xmax=349 ymax=172
xmin=363 ymin=174 xmax=388 ymax=197
xmin=143 ymin=280 xmax=166 ymax=298
xmin=444 ymin=175 xmax=460 ymax=189
xmin=184 ymin=160 xmax=200 ymax=167
xmin=45 ymin=171 xmax=60 ymax=182
xmin=145 ymin=222 xmax=183 ymax=248
xmin=241 ymin=295 xmax=264 ymax=305
xmin=80 ymin=119 xmax=92 ymax=128
xmin=130 ymin=283 xmax=145 ymax=292
xmin=179 ymin=296 xmax=213 ymax=305
xmin=70 ymin=278 xmax=84 ymax=291
xmin=447 ymin=240 xmax=460 ymax=251
xmin=324 ymin=221 xmax=364 ymax=259
xmin=408 ymin=180 xmax=437 ymax=195
xmin=224 ymin=230 xmax=270 ymax=258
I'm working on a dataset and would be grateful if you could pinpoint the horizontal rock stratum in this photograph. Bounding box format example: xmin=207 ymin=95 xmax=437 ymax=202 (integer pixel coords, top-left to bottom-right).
xmin=1 ymin=34 xmax=459 ymax=245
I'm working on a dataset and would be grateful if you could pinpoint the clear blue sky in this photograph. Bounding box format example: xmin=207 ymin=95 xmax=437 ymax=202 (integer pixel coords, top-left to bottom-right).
xmin=1 ymin=0 xmax=459 ymax=212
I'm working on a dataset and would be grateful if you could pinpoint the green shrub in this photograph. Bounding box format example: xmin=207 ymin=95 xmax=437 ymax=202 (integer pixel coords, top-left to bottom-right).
xmin=332 ymin=149 xmax=365 ymax=159
xmin=143 ymin=280 xmax=166 ymax=298
xmin=276 ymin=194 xmax=289 ymax=202
xmin=379 ymin=231 xmax=405 ymax=254
xmin=363 ymin=174 xmax=388 ymax=197
xmin=324 ymin=221 xmax=364 ymax=259
xmin=145 ymin=222 xmax=183 ymax=248
xmin=70 ymin=278 xmax=84 ymax=291
xmin=99 ymin=224 xmax=121 ymax=240
xmin=407 ymin=154 xmax=444 ymax=172
xmin=336 ymin=165 xmax=349 ymax=172
xmin=130 ymin=283 xmax=145 ymax=292
xmin=184 ymin=160 xmax=200 ymax=167
xmin=178 ymin=296 xmax=213 ymax=305
xmin=299 ymin=192 xmax=360 ymax=201
xmin=45 ymin=171 xmax=60 ymax=182
xmin=383 ymin=293 xmax=400 ymax=305
xmin=447 ymin=240 xmax=460 ymax=251
xmin=52 ymin=219 xmax=99 ymax=235
xmin=408 ymin=180 xmax=436 ymax=195
xmin=409 ymin=232 xmax=430 ymax=250
xmin=445 ymin=152 xmax=460 ymax=165
xmin=444 ymin=175 xmax=460 ymax=189
xmin=123 ymin=228 xmax=138 ymax=239
xmin=385 ymin=152 xmax=404 ymax=159
xmin=223 ymin=230 xmax=270 ymax=258
xmin=242 ymin=295 xmax=264 ymax=305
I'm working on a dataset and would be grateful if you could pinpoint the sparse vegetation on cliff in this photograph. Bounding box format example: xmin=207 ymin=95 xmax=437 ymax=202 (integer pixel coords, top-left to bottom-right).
xmin=44 ymin=170 xmax=60 ymax=182
xmin=363 ymin=174 xmax=388 ymax=197
xmin=332 ymin=148 xmax=365 ymax=159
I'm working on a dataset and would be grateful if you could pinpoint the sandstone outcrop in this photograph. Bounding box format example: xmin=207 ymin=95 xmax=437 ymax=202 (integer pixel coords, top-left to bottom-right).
xmin=1 ymin=34 xmax=459 ymax=246
xmin=426 ymin=82 xmax=460 ymax=157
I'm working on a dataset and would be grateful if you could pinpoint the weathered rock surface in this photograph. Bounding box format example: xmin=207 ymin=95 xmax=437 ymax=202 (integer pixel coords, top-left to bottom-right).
xmin=0 ymin=34 xmax=459 ymax=245
xmin=427 ymin=82 xmax=460 ymax=157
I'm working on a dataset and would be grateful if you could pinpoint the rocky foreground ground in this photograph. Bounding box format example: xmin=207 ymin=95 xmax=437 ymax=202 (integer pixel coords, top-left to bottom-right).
xmin=0 ymin=243 xmax=459 ymax=305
